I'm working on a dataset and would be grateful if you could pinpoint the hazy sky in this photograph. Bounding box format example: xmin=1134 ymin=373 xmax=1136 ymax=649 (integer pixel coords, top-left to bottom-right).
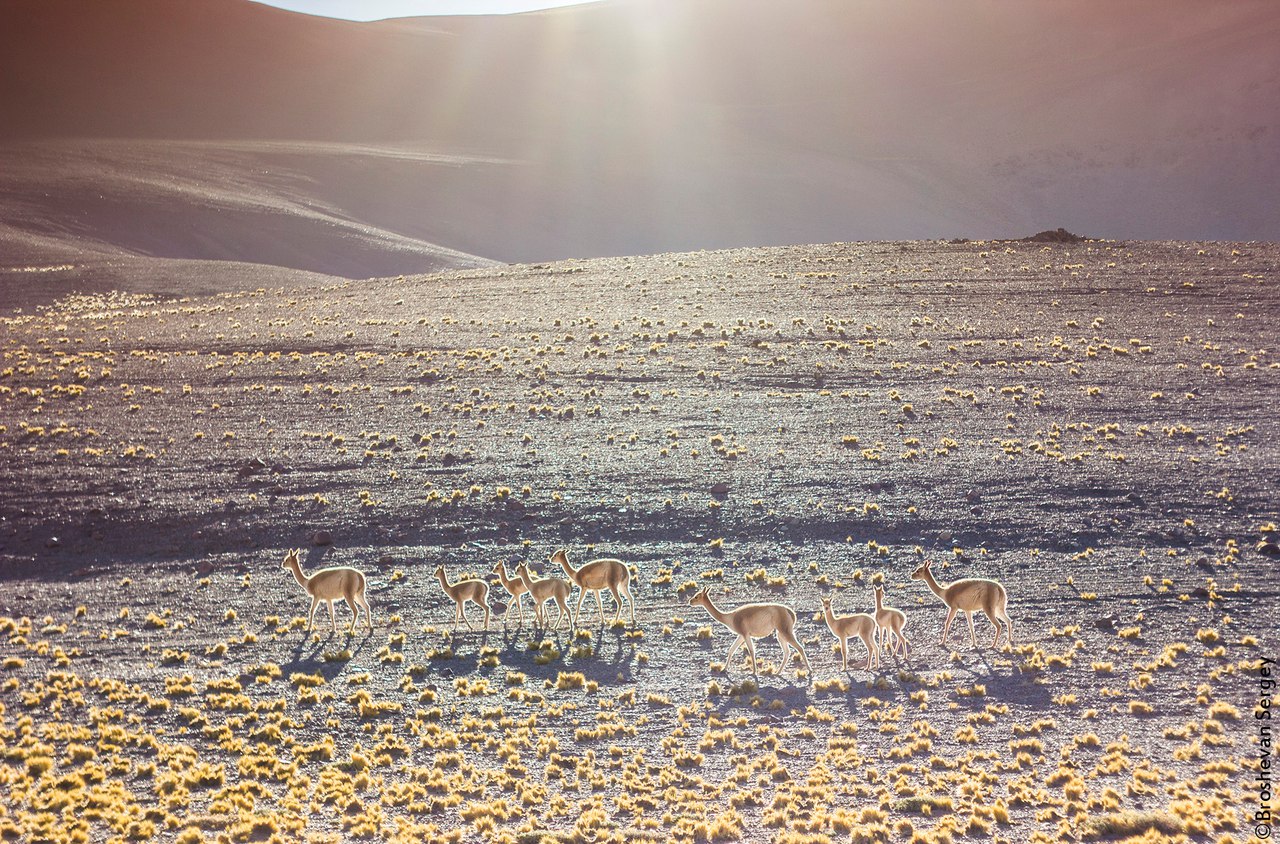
xmin=251 ymin=0 xmax=600 ymax=19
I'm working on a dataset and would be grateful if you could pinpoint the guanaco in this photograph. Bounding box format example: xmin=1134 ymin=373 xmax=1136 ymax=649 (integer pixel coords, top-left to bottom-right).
xmin=820 ymin=595 xmax=880 ymax=671
xmin=552 ymin=548 xmax=635 ymax=626
xmin=873 ymin=585 xmax=911 ymax=656
xmin=433 ymin=565 xmax=490 ymax=630
xmin=281 ymin=548 xmax=372 ymax=634
xmin=491 ymin=561 xmax=529 ymax=627
xmin=689 ymin=586 xmax=810 ymax=677
xmin=911 ymin=559 xmax=1013 ymax=648
xmin=514 ymin=563 xmax=572 ymax=630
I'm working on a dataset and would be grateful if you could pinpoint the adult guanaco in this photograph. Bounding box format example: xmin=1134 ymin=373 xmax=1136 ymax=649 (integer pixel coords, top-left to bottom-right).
xmin=689 ymin=586 xmax=809 ymax=678
xmin=433 ymin=565 xmax=490 ymax=630
xmin=491 ymin=560 xmax=529 ymax=627
xmin=873 ymin=584 xmax=911 ymax=656
xmin=910 ymin=559 xmax=1013 ymax=648
xmin=820 ymin=595 xmax=879 ymax=671
xmin=551 ymin=548 xmax=635 ymax=626
xmin=514 ymin=563 xmax=572 ymax=630
xmin=281 ymin=548 xmax=372 ymax=634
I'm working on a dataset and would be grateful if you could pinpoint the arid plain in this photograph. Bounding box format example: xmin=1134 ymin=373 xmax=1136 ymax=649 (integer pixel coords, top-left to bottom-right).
xmin=0 ymin=238 xmax=1275 ymax=842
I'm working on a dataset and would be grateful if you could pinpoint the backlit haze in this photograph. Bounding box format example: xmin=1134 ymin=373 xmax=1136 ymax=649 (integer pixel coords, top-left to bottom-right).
xmin=251 ymin=0 xmax=601 ymax=18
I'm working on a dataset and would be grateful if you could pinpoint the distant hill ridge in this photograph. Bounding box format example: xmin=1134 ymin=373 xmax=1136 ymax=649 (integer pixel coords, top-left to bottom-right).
xmin=1 ymin=0 xmax=1276 ymax=299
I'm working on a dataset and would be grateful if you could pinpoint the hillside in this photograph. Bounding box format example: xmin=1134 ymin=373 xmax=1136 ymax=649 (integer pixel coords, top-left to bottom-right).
xmin=1 ymin=0 xmax=1277 ymax=304
xmin=0 ymin=240 xmax=1274 ymax=841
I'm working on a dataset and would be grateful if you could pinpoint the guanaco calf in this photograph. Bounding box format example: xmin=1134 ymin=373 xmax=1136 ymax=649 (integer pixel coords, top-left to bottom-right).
xmin=514 ymin=563 xmax=572 ymax=630
xmin=873 ymin=585 xmax=911 ymax=657
xmin=433 ymin=566 xmax=490 ymax=630
xmin=911 ymin=559 xmax=1013 ymax=648
xmin=689 ymin=587 xmax=810 ymax=678
xmin=552 ymin=548 xmax=635 ymax=626
xmin=281 ymin=548 xmax=372 ymax=634
xmin=491 ymin=561 xmax=529 ymax=627
xmin=820 ymin=595 xmax=880 ymax=671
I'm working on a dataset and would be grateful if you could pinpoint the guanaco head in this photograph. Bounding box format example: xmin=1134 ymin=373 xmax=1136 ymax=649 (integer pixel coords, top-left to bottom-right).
xmin=688 ymin=586 xmax=709 ymax=608
xmin=433 ymin=565 xmax=446 ymax=579
xmin=874 ymin=585 xmax=885 ymax=603
xmin=550 ymin=548 xmax=569 ymax=568
xmin=514 ymin=563 xmax=531 ymax=579
xmin=281 ymin=548 xmax=300 ymax=570
xmin=910 ymin=559 xmax=932 ymax=580
xmin=820 ymin=595 xmax=833 ymax=613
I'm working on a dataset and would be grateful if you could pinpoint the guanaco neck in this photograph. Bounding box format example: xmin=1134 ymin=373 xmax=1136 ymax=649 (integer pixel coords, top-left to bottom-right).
xmin=434 ymin=569 xmax=450 ymax=589
xmin=507 ymin=568 xmax=526 ymax=591
xmin=822 ymin=602 xmax=837 ymax=629
xmin=557 ymin=553 xmax=579 ymax=580
xmin=874 ymin=590 xmax=884 ymax=613
xmin=286 ymin=557 xmax=309 ymax=589
xmin=515 ymin=568 xmax=535 ymax=590
xmin=919 ymin=567 xmax=948 ymax=600
xmin=698 ymin=595 xmax=730 ymax=627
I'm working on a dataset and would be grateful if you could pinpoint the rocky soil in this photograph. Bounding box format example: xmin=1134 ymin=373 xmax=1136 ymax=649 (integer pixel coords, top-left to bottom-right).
xmin=0 ymin=239 xmax=1275 ymax=843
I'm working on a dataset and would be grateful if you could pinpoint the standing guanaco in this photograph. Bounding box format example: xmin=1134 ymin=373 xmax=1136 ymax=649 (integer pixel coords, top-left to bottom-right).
xmin=911 ymin=559 xmax=1012 ymax=648
xmin=689 ymin=586 xmax=809 ymax=677
xmin=281 ymin=548 xmax=372 ymax=634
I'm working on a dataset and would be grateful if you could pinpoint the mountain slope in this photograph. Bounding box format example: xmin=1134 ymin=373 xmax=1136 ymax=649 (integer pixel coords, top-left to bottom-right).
xmin=0 ymin=0 xmax=1276 ymax=301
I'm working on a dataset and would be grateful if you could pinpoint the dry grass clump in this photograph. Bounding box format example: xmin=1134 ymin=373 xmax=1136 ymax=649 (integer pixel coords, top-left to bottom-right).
xmin=1080 ymin=810 xmax=1185 ymax=839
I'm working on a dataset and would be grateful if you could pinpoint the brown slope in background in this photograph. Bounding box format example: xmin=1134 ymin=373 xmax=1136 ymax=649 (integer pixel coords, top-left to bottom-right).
xmin=0 ymin=0 xmax=1277 ymax=301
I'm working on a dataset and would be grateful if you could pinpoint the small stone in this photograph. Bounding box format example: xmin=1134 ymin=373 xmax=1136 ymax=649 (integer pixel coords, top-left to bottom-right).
xmin=311 ymin=530 xmax=333 ymax=547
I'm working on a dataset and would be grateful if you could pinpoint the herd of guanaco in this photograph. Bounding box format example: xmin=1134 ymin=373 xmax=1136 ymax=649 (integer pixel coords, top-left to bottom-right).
xmin=282 ymin=547 xmax=1013 ymax=677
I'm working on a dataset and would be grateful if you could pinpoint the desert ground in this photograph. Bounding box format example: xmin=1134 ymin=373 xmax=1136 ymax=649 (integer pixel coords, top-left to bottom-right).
xmin=0 ymin=238 xmax=1275 ymax=843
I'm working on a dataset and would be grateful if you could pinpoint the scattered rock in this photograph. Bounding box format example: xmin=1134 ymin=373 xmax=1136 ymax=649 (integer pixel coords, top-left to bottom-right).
xmin=1019 ymin=227 xmax=1089 ymax=243
xmin=710 ymin=482 xmax=730 ymax=496
xmin=311 ymin=530 xmax=332 ymax=547
xmin=237 ymin=456 xmax=268 ymax=477
xmin=45 ymin=535 xmax=60 ymax=549
xmin=1257 ymin=540 xmax=1280 ymax=557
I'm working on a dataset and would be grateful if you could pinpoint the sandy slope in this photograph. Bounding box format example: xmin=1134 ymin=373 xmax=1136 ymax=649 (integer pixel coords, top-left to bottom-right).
xmin=0 ymin=139 xmax=498 ymax=308
xmin=1 ymin=0 xmax=1277 ymax=298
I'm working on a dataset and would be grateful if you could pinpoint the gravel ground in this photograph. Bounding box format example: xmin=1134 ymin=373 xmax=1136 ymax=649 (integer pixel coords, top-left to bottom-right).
xmin=0 ymin=239 xmax=1275 ymax=843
